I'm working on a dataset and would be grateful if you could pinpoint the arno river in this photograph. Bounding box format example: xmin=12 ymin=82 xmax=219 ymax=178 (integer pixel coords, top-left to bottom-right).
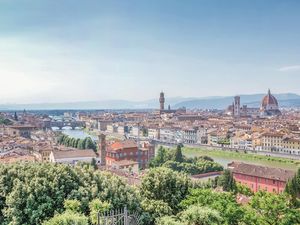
xmin=59 ymin=128 xmax=298 ymax=171
xmin=54 ymin=128 xmax=98 ymax=141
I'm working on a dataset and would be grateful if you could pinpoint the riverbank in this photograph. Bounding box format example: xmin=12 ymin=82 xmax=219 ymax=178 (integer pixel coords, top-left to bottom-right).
xmin=183 ymin=147 xmax=300 ymax=171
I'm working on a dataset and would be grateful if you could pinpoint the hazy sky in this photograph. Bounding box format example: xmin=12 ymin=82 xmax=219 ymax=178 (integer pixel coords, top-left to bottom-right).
xmin=0 ymin=0 xmax=300 ymax=104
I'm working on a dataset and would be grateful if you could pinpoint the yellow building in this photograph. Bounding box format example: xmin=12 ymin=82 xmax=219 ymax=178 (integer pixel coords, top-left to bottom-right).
xmin=282 ymin=138 xmax=300 ymax=155
xmin=261 ymin=132 xmax=284 ymax=151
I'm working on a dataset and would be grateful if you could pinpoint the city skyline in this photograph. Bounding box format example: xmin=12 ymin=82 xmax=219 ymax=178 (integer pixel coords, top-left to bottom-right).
xmin=1 ymin=0 xmax=300 ymax=104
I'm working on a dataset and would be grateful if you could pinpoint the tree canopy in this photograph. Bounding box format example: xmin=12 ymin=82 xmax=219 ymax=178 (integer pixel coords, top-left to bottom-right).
xmin=149 ymin=146 xmax=223 ymax=175
xmin=57 ymin=134 xmax=97 ymax=152
xmin=0 ymin=163 xmax=141 ymax=225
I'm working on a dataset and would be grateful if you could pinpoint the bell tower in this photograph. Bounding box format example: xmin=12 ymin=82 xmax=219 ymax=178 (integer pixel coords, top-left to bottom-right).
xmin=234 ymin=96 xmax=240 ymax=117
xmin=159 ymin=91 xmax=165 ymax=111
xmin=98 ymin=134 xmax=106 ymax=166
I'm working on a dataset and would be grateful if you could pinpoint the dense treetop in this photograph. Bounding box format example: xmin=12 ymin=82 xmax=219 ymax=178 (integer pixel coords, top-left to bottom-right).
xmin=150 ymin=145 xmax=223 ymax=175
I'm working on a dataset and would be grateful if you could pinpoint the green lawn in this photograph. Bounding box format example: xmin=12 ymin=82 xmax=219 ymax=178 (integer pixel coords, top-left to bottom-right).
xmin=183 ymin=147 xmax=300 ymax=171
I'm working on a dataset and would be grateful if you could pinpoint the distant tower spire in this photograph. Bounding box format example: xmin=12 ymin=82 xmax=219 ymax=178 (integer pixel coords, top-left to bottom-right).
xmin=159 ymin=91 xmax=165 ymax=111
xmin=234 ymin=96 xmax=241 ymax=117
xmin=268 ymin=89 xmax=271 ymax=95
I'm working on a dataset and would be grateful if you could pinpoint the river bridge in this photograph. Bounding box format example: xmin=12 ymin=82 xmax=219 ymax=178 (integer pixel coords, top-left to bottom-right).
xmin=42 ymin=119 xmax=86 ymax=130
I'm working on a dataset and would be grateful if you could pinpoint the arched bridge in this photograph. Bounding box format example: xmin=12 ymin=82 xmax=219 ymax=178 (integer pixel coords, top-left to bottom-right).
xmin=42 ymin=120 xmax=86 ymax=130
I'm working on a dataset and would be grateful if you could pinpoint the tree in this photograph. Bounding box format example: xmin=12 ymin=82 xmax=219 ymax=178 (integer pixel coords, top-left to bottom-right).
xmin=150 ymin=146 xmax=169 ymax=167
xmin=140 ymin=167 xmax=190 ymax=213
xmin=0 ymin=163 xmax=141 ymax=225
xmin=64 ymin=200 xmax=82 ymax=213
xmin=77 ymin=139 xmax=85 ymax=149
xmin=157 ymin=216 xmax=182 ymax=225
xmin=89 ymin=199 xmax=111 ymax=225
xmin=285 ymin=168 xmax=300 ymax=207
xmin=217 ymin=169 xmax=237 ymax=192
xmin=181 ymin=206 xmax=223 ymax=225
xmin=174 ymin=145 xmax=184 ymax=163
xmin=247 ymin=191 xmax=300 ymax=225
xmin=236 ymin=183 xmax=254 ymax=196
xmin=181 ymin=189 xmax=245 ymax=225
xmin=141 ymin=199 xmax=173 ymax=224
xmin=157 ymin=206 xmax=223 ymax=225
xmin=85 ymin=137 xmax=97 ymax=152
xmin=42 ymin=211 xmax=88 ymax=225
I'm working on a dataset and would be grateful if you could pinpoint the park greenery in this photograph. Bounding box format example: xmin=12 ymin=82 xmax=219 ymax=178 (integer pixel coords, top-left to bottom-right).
xmin=0 ymin=116 xmax=13 ymax=126
xmin=150 ymin=145 xmax=223 ymax=175
xmin=57 ymin=133 xmax=97 ymax=152
xmin=0 ymin=155 xmax=300 ymax=224
xmin=286 ymin=168 xmax=300 ymax=207
xmin=0 ymin=162 xmax=298 ymax=225
xmin=0 ymin=163 xmax=141 ymax=225
xmin=183 ymin=147 xmax=300 ymax=169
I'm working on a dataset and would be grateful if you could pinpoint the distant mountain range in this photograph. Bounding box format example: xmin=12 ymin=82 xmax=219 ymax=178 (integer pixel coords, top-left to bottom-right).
xmin=174 ymin=93 xmax=300 ymax=109
xmin=1 ymin=93 xmax=300 ymax=110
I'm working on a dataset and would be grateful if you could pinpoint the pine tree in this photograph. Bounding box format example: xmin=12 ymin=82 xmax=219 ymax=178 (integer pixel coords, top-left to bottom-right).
xmin=174 ymin=145 xmax=184 ymax=163
xmin=285 ymin=168 xmax=300 ymax=207
xmin=218 ymin=169 xmax=237 ymax=192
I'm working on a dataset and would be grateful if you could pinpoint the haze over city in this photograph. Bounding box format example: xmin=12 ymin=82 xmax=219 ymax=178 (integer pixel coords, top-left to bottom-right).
xmin=1 ymin=0 xmax=300 ymax=104
xmin=1 ymin=1 xmax=300 ymax=225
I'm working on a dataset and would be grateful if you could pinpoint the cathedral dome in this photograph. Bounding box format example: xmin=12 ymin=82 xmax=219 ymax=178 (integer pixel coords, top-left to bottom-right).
xmin=261 ymin=90 xmax=278 ymax=110
xmin=261 ymin=89 xmax=278 ymax=108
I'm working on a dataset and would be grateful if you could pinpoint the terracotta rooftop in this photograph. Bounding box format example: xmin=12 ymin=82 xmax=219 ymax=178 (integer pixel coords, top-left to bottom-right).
xmin=231 ymin=162 xmax=295 ymax=182
xmin=109 ymin=139 xmax=137 ymax=152
xmin=52 ymin=150 xmax=96 ymax=159
xmin=111 ymin=160 xmax=138 ymax=166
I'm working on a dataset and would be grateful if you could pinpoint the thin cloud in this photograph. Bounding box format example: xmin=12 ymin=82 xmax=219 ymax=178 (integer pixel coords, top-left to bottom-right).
xmin=279 ymin=65 xmax=300 ymax=72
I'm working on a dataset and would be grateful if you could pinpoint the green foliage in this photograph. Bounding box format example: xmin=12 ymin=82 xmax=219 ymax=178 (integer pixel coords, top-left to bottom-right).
xmin=140 ymin=167 xmax=190 ymax=213
xmin=42 ymin=211 xmax=88 ymax=225
xmin=236 ymin=183 xmax=254 ymax=196
xmin=64 ymin=200 xmax=82 ymax=213
xmin=0 ymin=116 xmax=13 ymax=125
xmin=247 ymin=191 xmax=300 ymax=225
xmin=141 ymin=199 xmax=173 ymax=224
xmin=149 ymin=146 xmax=170 ymax=167
xmin=157 ymin=206 xmax=223 ymax=225
xmin=181 ymin=206 xmax=223 ymax=225
xmin=285 ymin=168 xmax=300 ymax=207
xmin=0 ymin=163 xmax=141 ymax=225
xmin=181 ymin=188 xmax=300 ymax=225
xmin=157 ymin=216 xmax=182 ymax=225
xmin=89 ymin=199 xmax=111 ymax=225
xmin=150 ymin=146 xmax=223 ymax=175
xmin=217 ymin=169 xmax=237 ymax=192
xmin=57 ymin=134 xmax=97 ymax=152
xmin=174 ymin=145 xmax=184 ymax=163
xmin=181 ymin=189 xmax=244 ymax=225
xmin=85 ymin=137 xmax=97 ymax=152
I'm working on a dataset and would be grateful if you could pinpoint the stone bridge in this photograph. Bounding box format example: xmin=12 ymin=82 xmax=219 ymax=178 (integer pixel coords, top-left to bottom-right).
xmin=42 ymin=120 xmax=86 ymax=130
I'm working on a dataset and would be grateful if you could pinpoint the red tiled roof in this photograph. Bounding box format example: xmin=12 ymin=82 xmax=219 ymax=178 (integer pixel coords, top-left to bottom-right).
xmin=108 ymin=140 xmax=137 ymax=152
xmin=231 ymin=162 xmax=295 ymax=182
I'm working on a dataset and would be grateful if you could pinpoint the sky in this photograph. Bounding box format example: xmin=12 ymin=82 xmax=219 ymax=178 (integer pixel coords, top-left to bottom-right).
xmin=0 ymin=0 xmax=300 ymax=104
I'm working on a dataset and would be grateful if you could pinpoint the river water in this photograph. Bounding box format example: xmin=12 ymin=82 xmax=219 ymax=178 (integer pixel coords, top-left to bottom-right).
xmin=54 ymin=128 xmax=98 ymax=141
xmin=60 ymin=129 xmax=298 ymax=171
xmin=184 ymin=149 xmax=299 ymax=171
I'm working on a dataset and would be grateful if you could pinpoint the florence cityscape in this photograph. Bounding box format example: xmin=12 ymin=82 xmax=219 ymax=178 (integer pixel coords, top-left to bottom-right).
xmin=0 ymin=1 xmax=300 ymax=225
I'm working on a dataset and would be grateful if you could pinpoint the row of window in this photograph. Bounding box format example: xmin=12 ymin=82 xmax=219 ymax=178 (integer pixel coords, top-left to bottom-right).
xmin=238 ymin=181 xmax=283 ymax=193
xmin=107 ymin=151 xmax=148 ymax=158
xmin=235 ymin=174 xmax=280 ymax=185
